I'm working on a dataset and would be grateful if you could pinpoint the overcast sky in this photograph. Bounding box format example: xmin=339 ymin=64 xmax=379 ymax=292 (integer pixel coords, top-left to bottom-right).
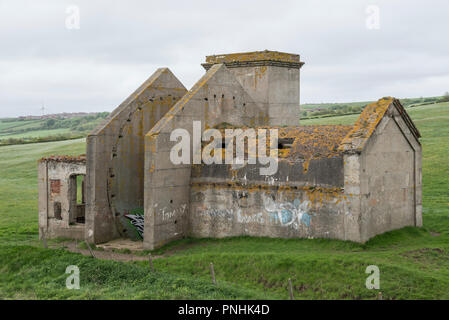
xmin=1 ymin=0 xmax=448 ymax=117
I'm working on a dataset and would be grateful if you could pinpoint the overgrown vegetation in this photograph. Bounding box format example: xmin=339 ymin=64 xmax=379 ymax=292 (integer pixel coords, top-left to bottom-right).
xmin=0 ymin=101 xmax=448 ymax=299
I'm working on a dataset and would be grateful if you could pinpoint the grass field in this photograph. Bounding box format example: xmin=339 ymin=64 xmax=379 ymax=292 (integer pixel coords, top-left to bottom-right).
xmin=0 ymin=102 xmax=448 ymax=299
xmin=0 ymin=114 xmax=108 ymax=145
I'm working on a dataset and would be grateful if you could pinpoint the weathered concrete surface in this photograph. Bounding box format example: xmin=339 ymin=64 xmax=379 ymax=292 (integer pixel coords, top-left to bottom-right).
xmin=38 ymin=156 xmax=86 ymax=240
xmin=143 ymin=64 xmax=268 ymax=249
xmin=202 ymin=51 xmax=304 ymax=126
xmin=192 ymin=159 xmax=345 ymax=189
xmin=359 ymin=104 xmax=422 ymax=241
xmin=189 ymin=183 xmax=351 ymax=240
xmin=86 ymin=68 xmax=187 ymax=244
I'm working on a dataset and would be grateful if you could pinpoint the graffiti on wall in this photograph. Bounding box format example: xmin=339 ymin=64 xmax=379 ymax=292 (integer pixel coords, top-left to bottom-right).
xmin=195 ymin=194 xmax=312 ymax=230
xmin=199 ymin=208 xmax=265 ymax=224
xmin=158 ymin=203 xmax=187 ymax=221
xmin=262 ymin=195 xmax=312 ymax=229
xmin=125 ymin=208 xmax=144 ymax=239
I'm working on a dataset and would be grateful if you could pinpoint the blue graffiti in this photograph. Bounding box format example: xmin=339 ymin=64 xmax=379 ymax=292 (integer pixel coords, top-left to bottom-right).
xmin=263 ymin=195 xmax=312 ymax=230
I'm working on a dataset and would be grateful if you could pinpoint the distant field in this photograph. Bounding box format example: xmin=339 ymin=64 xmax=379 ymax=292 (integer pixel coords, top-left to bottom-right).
xmin=0 ymin=113 xmax=108 ymax=145
xmin=300 ymin=95 xmax=443 ymax=119
xmin=0 ymin=102 xmax=448 ymax=299
xmin=0 ymin=128 xmax=72 ymax=139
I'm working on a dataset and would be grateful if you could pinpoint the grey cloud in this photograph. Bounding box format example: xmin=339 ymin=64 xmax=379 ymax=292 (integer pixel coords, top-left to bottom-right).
xmin=0 ymin=0 xmax=448 ymax=117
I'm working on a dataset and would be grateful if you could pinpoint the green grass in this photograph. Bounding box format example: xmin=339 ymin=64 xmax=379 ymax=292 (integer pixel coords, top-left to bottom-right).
xmin=0 ymin=119 xmax=44 ymax=131
xmin=300 ymin=96 xmax=442 ymax=118
xmin=0 ymin=114 xmax=108 ymax=145
xmin=0 ymin=246 xmax=266 ymax=299
xmin=0 ymin=128 xmax=72 ymax=139
xmin=0 ymin=102 xmax=448 ymax=299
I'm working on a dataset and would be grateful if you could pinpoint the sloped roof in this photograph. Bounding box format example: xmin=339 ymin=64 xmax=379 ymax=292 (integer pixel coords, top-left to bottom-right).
xmin=338 ymin=97 xmax=421 ymax=154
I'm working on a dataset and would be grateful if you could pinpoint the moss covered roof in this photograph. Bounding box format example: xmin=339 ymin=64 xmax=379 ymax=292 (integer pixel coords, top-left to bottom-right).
xmin=208 ymin=125 xmax=352 ymax=162
xmin=39 ymin=154 xmax=86 ymax=164
xmin=338 ymin=97 xmax=421 ymax=154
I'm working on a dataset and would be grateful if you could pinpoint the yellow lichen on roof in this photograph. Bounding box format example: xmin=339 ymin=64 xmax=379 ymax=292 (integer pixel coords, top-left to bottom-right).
xmin=279 ymin=126 xmax=353 ymax=161
xmin=338 ymin=97 xmax=394 ymax=153
xmin=205 ymin=50 xmax=300 ymax=64
xmin=202 ymin=125 xmax=352 ymax=162
xmin=39 ymin=154 xmax=86 ymax=163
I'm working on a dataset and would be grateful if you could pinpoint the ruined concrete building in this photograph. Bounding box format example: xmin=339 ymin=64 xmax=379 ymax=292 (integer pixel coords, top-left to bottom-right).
xmin=38 ymin=50 xmax=422 ymax=249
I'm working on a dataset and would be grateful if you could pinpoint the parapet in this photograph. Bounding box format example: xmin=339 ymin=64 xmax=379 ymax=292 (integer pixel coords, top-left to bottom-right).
xmin=202 ymin=50 xmax=305 ymax=70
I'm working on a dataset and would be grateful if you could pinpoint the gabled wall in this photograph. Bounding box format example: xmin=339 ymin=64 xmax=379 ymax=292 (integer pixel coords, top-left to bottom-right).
xmin=143 ymin=64 xmax=269 ymax=249
xmin=359 ymin=105 xmax=422 ymax=241
xmin=86 ymin=68 xmax=187 ymax=244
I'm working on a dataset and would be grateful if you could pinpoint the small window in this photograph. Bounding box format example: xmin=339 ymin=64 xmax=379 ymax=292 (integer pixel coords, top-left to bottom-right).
xmin=278 ymin=138 xmax=294 ymax=149
xmin=69 ymin=174 xmax=85 ymax=224
xmin=54 ymin=202 xmax=62 ymax=220
xmin=76 ymin=175 xmax=85 ymax=204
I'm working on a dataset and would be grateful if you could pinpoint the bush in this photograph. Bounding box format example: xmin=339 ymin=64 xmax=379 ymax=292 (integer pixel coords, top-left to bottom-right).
xmin=439 ymin=92 xmax=449 ymax=103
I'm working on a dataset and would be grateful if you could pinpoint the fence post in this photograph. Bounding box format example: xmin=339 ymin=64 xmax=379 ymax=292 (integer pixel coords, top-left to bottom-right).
xmin=85 ymin=240 xmax=95 ymax=258
xmin=288 ymin=278 xmax=294 ymax=300
xmin=378 ymin=292 xmax=383 ymax=300
xmin=210 ymin=262 xmax=216 ymax=285
xmin=149 ymin=254 xmax=154 ymax=272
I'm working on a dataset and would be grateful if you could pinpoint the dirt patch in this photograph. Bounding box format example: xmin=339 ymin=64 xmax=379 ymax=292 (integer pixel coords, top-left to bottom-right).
xmin=53 ymin=241 xmax=163 ymax=262
xmin=430 ymin=231 xmax=441 ymax=237
xmin=161 ymin=241 xmax=209 ymax=257
xmin=96 ymin=238 xmax=144 ymax=251
xmin=400 ymin=248 xmax=446 ymax=264
xmin=406 ymin=248 xmax=444 ymax=254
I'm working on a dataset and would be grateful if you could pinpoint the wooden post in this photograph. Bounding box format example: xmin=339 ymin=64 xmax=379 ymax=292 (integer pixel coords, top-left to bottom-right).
xmin=149 ymin=254 xmax=154 ymax=272
xmin=288 ymin=278 xmax=294 ymax=300
xmin=85 ymin=240 xmax=95 ymax=258
xmin=378 ymin=292 xmax=383 ymax=300
xmin=40 ymin=227 xmax=47 ymax=249
xmin=210 ymin=262 xmax=216 ymax=285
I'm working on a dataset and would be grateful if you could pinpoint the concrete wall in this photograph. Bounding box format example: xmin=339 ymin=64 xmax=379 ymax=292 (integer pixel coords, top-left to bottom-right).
xmin=188 ymin=156 xmax=361 ymax=242
xmin=359 ymin=105 xmax=422 ymax=241
xmin=143 ymin=64 xmax=269 ymax=249
xmin=38 ymin=160 xmax=86 ymax=240
xmin=189 ymin=182 xmax=352 ymax=241
xmin=229 ymin=66 xmax=300 ymax=126
xmin=86 ymin=68 xmax=186 ymax=244
xmin=193 ymin=159 xmax=345 ymax=189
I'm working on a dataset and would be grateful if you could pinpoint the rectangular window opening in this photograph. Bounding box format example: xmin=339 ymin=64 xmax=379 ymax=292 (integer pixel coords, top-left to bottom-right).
xmin=278 ymin=138 xmax=294 ymax=149
xmin=54 ymin=202 xmax=62 ymax=220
